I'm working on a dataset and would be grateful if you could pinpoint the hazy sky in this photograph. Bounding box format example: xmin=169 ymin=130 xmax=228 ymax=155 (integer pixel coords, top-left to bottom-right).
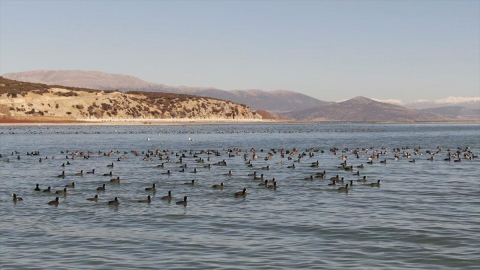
xmin=1 ymin=0 xmax=479 ymax=102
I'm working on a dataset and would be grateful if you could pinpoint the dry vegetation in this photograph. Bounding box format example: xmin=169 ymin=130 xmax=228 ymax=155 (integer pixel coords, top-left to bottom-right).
xmin=0 ymin=77 xmax=261 ymax=121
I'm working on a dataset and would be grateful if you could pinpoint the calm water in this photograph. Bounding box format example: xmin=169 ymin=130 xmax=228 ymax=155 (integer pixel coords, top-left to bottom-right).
xmin=1 ymin=123 xmax=479 ymax=269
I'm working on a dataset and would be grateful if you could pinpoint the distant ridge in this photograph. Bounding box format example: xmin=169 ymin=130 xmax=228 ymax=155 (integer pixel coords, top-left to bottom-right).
xmin=2 ymin=70 xmax=329 ymax=113
xmin=420 ymin=106 xmax=480 ymax=120
xmin=279 ymin=96 xmax=446 ymax=122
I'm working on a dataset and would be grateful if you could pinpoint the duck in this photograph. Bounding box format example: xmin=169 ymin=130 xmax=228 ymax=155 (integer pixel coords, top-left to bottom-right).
xmin=267 ymin=182 xmax=277 ymax=190
xmin=161 ymin=191 xmax=172 ymax=201
xmin=97 ymin=184 xmax=106 ymax=191
xmin=34 ymin=184 xmax=41 ymax=191
xmin=138 ymin=195 xmax=152 ymax=203
xmin=370 ymin=180 xmax=381 ymax=187
xmin=65 ymin=182 xmax=75 ymax=188
xmin=258 ymin=180 xmax=269 ymax=187
xmin=55 ymin=188 xmax=67 ymax=195
xmin=43 ymin=186 xmax=52 ymax=193
xmin=212 ymin=182 xmax=224 ymax=189
xmin=253 ymin=173 xmax=264 ymax=180
xmin=48 ymin=197 xmax=60 ymax=206
xmin=234 ymin=188 xmax=247 ymax=197
xmin=330 ymin=175 xmax=340 ymax=181
xmin=87 ymin=195 xmax=99 ymax=202
xmin=145 ymin=183 xmax=156 ymax=191
xmin=184 ymin=180 xmax=195 ymax=185
xmin=176 ymin=196 xmax=188 ymax=206
xmin=108 ymin=197 xmax=120 ymax=206
xmin=338 ymin=184 xmax=349 ymax=192
xmin=110 ymin=177 xmax=120 ymax=183
xmin=12 ymin=193 xmax=23 ymax=202
xmin=357 ymin=176 xmax=367 ymax=182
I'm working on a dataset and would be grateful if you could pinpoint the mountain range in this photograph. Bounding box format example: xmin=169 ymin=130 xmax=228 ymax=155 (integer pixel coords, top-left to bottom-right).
xmin=3 ymin=70 xmax=478 ymax=121
xmin=2 ymin=70 xmax=329 ymax=113
xmin=278 ymin=96 xmax=446 ymax=122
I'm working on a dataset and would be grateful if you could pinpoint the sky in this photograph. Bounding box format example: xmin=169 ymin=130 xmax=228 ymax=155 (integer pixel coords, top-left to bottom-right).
xmin=0 ymin=0 xmax=479 ymax=102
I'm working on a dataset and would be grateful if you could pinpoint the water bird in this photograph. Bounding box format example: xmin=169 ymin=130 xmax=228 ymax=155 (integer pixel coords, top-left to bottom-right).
xmin=184 ymin=180 xmax=195 ymax=185
xmin=253 ymin=173 xmax=264 ymax=180
xmin=55 ymin=188 xmax=67 ymax=195
xmin=370 ymin=180 xmax=381 ymax=187
xmin=97 ymin=184 xmax=106 ymax=191
xmin=12 ymin=193 xmax=23 ymax=202
xmin=338 ymin=184 xmax=348 ymax=192
xmin=223 ymin=170 xmax=232 ymax=176
xmin=212 ymin=182 xmax=224 ymax=189
xmin=34 ymin=184 xmax=41 ymax=191
xmin=138 ymin=195 xmax=152 ymax=203
xmin=357 ymin=176 xmax=367 ymax=182
xmin=65 ymin=182 xmax=75 ymax=188
xmin=161 ymin=191 xmax=172 ymax=201
xmin=145 ymin=183 xmax=156 ymax=191
xmin=86 ymin=169 xmax=95 ymax=174
xmin=103 ymin=171 xmax=113 ymax=176
xmin=234 ymin=188 xmax=247 ymax=197
xmin=43 ymin=186 xmax=51 ymax=193
xmin=87 ymin=195 xmax=99 ymax=202
xmin=267 ymin=182 xmax=277 ymax=190
xmin=176 ymin=196 xmax=188 ymax=206
xmin=259 ymin=180 xmax=268 ymax=187
xmin=48 ymin=197 xmax=60 ymax=206
xmin=57 ymin=171 xmax=66 ymax=178
xmin=108 ymin=197 xmax=120 ymax=206
xmin=110 ymin=177 xmax=120 ymax=183
xmin=75 ymin=170 xmax=83 ymax=176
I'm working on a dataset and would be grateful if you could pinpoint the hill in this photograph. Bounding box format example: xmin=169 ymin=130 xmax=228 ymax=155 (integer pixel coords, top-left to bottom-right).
xmin=279 ymin=96 xmax=446 ymax=122
xmin=0 ymin=77 xmax=261 ymax=122
xmin=2 ymin=70 xmax=329 ymax=113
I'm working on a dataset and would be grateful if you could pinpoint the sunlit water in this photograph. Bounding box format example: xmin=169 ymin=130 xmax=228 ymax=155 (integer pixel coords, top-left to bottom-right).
xmin=1 ymin=123 xmax=479 ymax=269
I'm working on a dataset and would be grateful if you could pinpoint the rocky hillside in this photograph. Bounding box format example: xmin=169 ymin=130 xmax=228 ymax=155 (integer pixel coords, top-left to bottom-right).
xmin=279 ymin=96 xmax=446 ymax=122
xmin=0 ymin=77 xmax=261 ymax=121
xmin=2 ymin=70 xmax=329 ymax=113
xmin=420 ymin=106 xmax=480 ymax=120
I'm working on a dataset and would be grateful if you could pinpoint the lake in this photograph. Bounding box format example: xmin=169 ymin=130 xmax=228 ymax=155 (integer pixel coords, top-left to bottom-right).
xmin=1 ymin=123 xmax=479 ymax=269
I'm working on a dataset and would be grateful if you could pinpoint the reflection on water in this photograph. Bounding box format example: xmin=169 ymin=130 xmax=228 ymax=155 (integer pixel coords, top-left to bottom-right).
xmin=1 ymin=123 xmax=479 ymax=269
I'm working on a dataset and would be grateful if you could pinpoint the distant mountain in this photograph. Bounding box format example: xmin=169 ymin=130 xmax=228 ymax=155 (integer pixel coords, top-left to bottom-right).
xmin=420 ymin=106 xmax=480 ymax=120
xmin=405 ymin=97 xmax=480 ymax=110
xmin=2 ymin=70 xmax=329 ymax=113
xmin=279 ymin=96 xmax=446 ymax=121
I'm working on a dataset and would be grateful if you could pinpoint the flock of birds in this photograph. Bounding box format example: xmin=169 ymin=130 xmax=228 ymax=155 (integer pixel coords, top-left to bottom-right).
xmin=5 ymin=144 xmax=477 ymax=207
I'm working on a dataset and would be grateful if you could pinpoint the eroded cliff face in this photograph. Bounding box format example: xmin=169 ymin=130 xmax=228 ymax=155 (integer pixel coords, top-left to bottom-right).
xmin=0 ymin=78 xmax=261 ymax=121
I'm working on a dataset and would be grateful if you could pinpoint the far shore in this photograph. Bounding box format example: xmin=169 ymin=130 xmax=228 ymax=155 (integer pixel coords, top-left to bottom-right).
xmin=0 ymin=116 xmax=479 ymax=126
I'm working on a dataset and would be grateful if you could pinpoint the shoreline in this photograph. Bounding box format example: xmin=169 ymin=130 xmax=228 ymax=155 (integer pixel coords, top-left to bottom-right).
xmin=0 ymin=118 xmax=479 ymax=126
